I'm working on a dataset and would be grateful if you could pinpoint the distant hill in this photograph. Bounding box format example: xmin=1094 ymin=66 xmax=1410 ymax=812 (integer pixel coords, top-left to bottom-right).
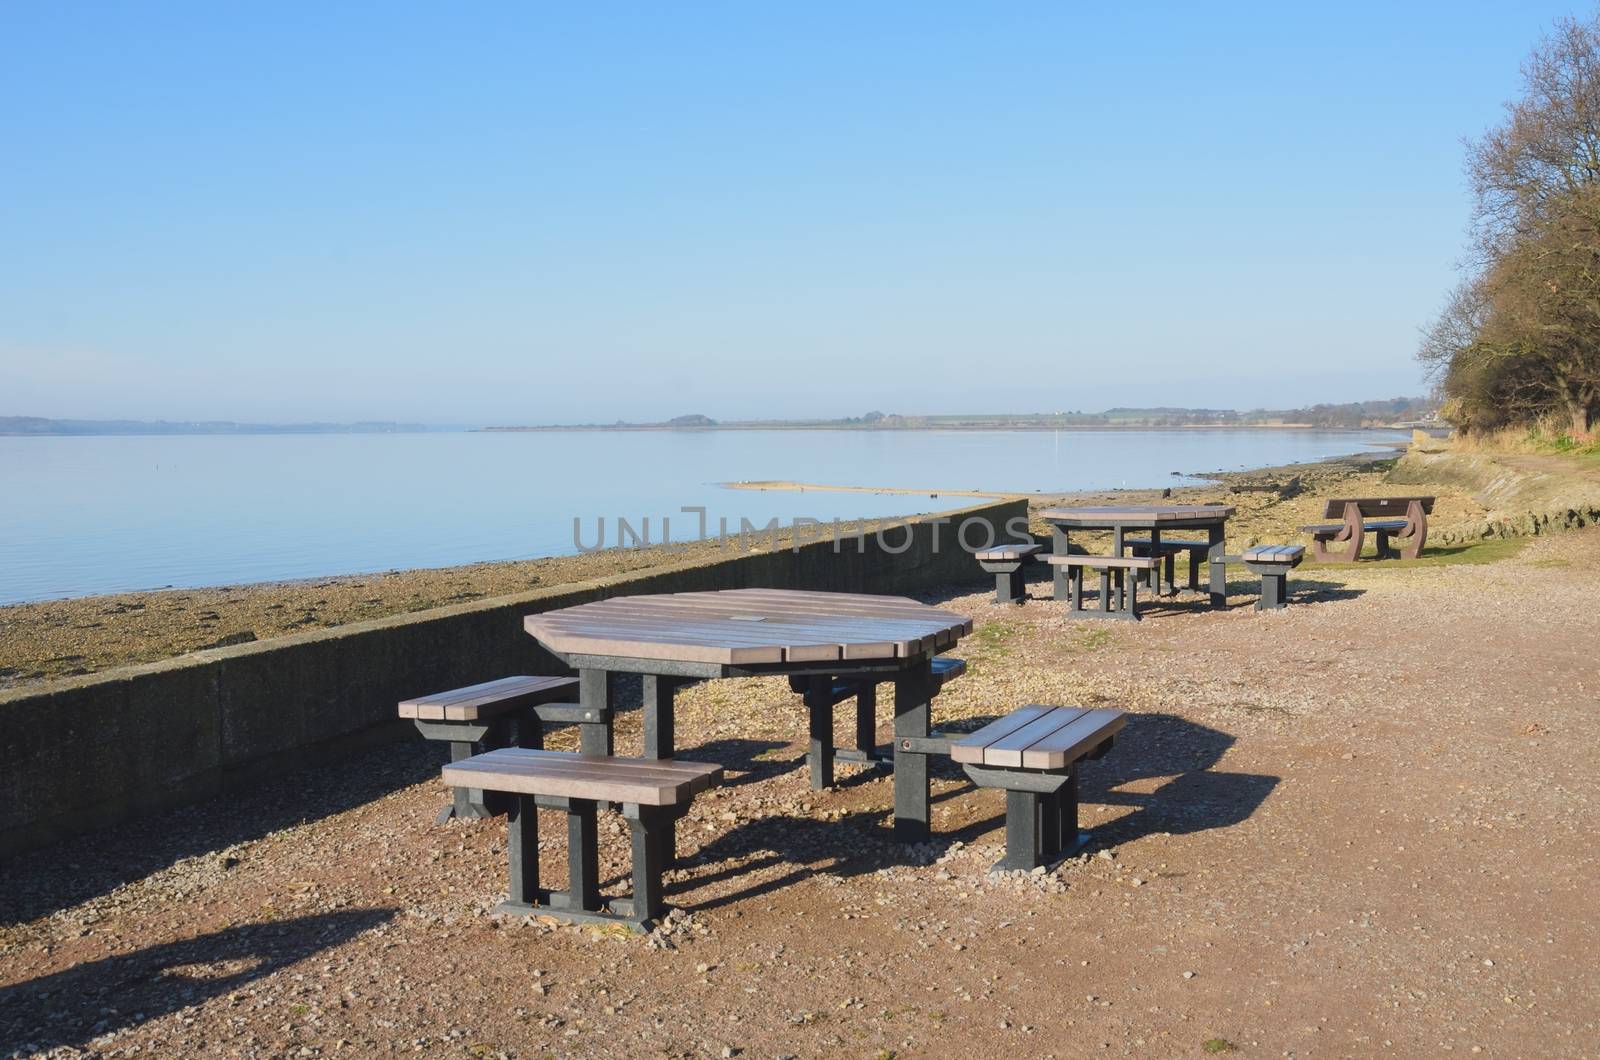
xmin=0 ymin=417 xmax=435 ymax=436
xmin=484 ymin=397 xmax=1438 ymax=432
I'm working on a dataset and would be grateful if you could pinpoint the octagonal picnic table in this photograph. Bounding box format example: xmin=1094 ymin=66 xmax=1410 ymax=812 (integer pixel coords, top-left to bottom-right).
xmin=1039 ymin=504 xmax=1235 ymax=608
xmin=523 ymin=588 xmax=973 ymax=844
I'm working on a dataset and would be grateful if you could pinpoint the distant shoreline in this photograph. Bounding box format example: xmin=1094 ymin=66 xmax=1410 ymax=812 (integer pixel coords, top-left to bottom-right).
xmin=480 ymin=423 xmax=1418 ymax=434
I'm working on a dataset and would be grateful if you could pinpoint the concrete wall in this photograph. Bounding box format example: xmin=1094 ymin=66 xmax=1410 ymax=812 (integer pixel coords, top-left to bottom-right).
xmin=0 ymin=499 xmax=1026 ymax=859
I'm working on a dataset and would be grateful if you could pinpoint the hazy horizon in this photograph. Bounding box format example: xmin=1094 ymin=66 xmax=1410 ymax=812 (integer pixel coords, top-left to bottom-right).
xmin=2 ymin=3 xmax=1577 ymax=423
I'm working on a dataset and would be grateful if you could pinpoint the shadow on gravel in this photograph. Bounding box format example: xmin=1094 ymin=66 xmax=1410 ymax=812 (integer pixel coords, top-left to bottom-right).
xmin=0 ymin=908 xmax=394 ymax=1055
xmin=1085 ymin=712 xmax=1278 ymax=845
xmin=680 ymin=738 xmax=799 ymax=789
xmin=676 ymin=711 xmax=1277 ymax=912
xmin=0 ymin=741 xmax=438 ymax=927
xmin=1286 ymin=579 xmax=1365 ymax=604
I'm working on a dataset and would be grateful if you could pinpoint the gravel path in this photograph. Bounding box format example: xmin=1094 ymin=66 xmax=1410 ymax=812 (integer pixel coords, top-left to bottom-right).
xmin=2 ymin=529 xmax=1595 ymax=1058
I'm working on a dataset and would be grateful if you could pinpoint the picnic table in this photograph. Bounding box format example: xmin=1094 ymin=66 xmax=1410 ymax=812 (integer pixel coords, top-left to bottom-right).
xmin=1038 ymin=504 xmax=1235 ymax=609
xmin=523 ymin=588 xmax=972 ymax=843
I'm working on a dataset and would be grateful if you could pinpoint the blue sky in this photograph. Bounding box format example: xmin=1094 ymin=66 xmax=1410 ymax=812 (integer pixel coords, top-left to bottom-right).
xmin=0 ymin=2 xmax=1583 ymax=424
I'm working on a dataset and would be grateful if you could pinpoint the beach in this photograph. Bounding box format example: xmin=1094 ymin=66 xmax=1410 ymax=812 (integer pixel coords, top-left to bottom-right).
xmin=0 ymin=449 xmax=1486 ymax=691
xmin=3 ymin=501 xmax=1594 ymax=1057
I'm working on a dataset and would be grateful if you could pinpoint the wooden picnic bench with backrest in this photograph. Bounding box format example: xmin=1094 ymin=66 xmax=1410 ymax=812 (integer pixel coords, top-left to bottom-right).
xmin=949 ymin=705 xmax=1126 ymax=872
xmin=1299 ymin=496 xmax=1433 ymax=562
xmin=1039 ymin=552 xmax=1160 ymax=621
xmin=974 ymin=541 xmax=1044 ymax=604
xmin=398 ymin=675 xmax=584 ymax=822
xmin=441 ymin=747 xmax=722 ymax=932
xmin=789 ymin=655 xmax=966 ymax=789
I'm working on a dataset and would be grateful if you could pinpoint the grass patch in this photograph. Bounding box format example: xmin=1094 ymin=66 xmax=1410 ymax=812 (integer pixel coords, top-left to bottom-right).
xmin=967 ymin=619 xmax=1021 ymax=659
xmin=1302 ymin=537 xmax=1527 ymax=571
xmin=1202 ymin=1039 xmax=1238 ymax=1054
xmin=1074 ymin=626 xmax=1113 ymax=651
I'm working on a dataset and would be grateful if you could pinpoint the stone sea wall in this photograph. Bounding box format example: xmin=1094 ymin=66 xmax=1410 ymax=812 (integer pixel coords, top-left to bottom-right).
xmin=1389 ymin=448 xmax=1600 ymax=543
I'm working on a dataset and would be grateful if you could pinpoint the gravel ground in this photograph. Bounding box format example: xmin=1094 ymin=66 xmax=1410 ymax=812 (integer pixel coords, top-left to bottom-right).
xmin=2 ymin=525 xmax=1595 ymax=1058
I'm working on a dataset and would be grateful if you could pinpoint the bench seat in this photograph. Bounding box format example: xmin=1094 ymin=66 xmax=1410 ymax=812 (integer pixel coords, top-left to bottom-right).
xmin=1040 ymin=553 xmax=1160 ymax=569
xmin=1299 ymin=518 xmax=1407 ymax=535
xmin=1039 ymin=553 xmax=1157 ymax=620
xmin=399 ymin=674 xmax=579 ymax=722
xmin=788 ymin=655 xmax=966 ymax=789
xmin=443 ymin=747 xmax=721 ymax=806
xmin=1215 ymin=545 xmax=1305 ymax=609
xmin=975 ymin=542 xmax=1044 ymax=562
xmin=1126 ymin=537 xmax=1212 ymax=594
xmin=1302 ymin=497 xmax=1432 ymax=562
xmin=442 ymin=748 xmax=722 ymax=932
xmin=1242 ymin=544 xmax=1305 ymax=564
xmin=975 ymin=542 xmax=1044 ymax=604
xmin=950 ymin=705 xmax=1126 ymax=871
xmin=400 ymin=675 xmax=584 ymax=822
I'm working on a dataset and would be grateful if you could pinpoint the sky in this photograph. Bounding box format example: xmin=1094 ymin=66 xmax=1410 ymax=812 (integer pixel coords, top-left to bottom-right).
xmin=0 ymin=1 xmax=1587 ymax=424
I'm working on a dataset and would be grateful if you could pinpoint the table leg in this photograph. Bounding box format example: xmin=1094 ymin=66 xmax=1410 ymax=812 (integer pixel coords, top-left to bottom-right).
xmin=505 ymin=794 xmax=539 ymax=910
xmin=577 ymin=669 xmax=615 ymax=757
xmin=640 ymin=674 xmax=680 ymax=859
xmin=1207 ymin=523 xmax=1227 ymax=608
xmin=641 ymin=675 xmax=677 ymax=759
xmin=448 ymin=740 xmax=492 ymax=821
xmin=578 ymin=669 xmax=616 ymax=812
xmin=1148 ymin=527 xmax=1163 ymax=594
xmin=892 ymin=659 xmax=934 ymax=843
xmin=1050 ymin=525 xmax=1070 ymax=600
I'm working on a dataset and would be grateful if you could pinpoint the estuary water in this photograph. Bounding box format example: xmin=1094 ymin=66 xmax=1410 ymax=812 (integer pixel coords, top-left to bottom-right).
xmin=0 ymin=428 xmax=1405 ymax=603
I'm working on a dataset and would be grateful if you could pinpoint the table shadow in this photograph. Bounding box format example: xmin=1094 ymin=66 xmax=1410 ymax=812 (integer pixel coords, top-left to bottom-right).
xmin=0 ymin=908 xmax=394 ymax=1055
xmin=674 ymin=712 xmax=1276 ymax=913
xmin=0 ymin=743 xmax=437 ymax=928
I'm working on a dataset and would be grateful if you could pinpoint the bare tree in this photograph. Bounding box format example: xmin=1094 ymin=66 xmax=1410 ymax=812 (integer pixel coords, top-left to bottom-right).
xmin=1424 ymin=12 xmax=1600 ymax=434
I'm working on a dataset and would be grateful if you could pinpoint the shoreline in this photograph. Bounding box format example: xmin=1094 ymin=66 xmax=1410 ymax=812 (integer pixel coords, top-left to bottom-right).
xmin=480 ymin=423 xmax=1418 ymax=434
xmin=720 ymin=442 xmax=1411 ymax=498
xmin=0 ymin=448 xmax=1466 ymax=691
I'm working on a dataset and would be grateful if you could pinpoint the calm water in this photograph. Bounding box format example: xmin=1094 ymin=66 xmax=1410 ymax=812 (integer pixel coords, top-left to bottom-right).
xmin=0 ymin=429 xmax=1404 ymax=604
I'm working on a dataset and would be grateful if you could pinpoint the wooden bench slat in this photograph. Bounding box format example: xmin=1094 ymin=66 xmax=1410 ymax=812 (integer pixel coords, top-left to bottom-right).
xmin=975 ymin=542 xmax=1044 ymax=561
xmin=793 ymin=654 xmax=966 ymax=705
xmin=1018 ymin=708 xmax=1127 ymax=769
xmin=453 ymin=747 xmax=718 ymax=782
xmin=948 ymin=705 xmax=1057 ymax=764
xmin=1242 ymin=544 xmax=1305 ymax=563
xmin=977 ymin=707 xmax=1093 ymax=768
xmin=1320 ymin=496 xmax=1434 ymax=519
xmin=442 ymin=748 xmax=722 ymax=806
xmin=1040 ymin=554 xmax=1160 ymax=570
xmin=399 ymin=675 xmax=580 ymax=722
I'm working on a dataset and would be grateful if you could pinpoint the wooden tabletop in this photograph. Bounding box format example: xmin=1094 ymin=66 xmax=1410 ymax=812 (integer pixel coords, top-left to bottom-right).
xmin=524 ymin=588 xmax=972 ymax=666
xmin=1038 ymin=504 xmax=1235 ymax=524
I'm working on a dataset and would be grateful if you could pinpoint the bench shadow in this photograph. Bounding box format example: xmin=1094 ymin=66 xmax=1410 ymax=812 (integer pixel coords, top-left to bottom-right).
xmin=669 ymin=737 xmax=794 ymax=789
xmin=1285 ymin=579 xmax=1365 ymax=604
xmin=673 ymin=712 xmax=1277 ymax=912
xmin=1081 ymin=712 xmax=1278 ymax=845
xmin=1126 ymin=577 xmax=1366 ymax=615
xmin=0 ymin=742 xmax=438 ymax=927
xmin=0 ymin=908 xmax=394 ymax=1055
